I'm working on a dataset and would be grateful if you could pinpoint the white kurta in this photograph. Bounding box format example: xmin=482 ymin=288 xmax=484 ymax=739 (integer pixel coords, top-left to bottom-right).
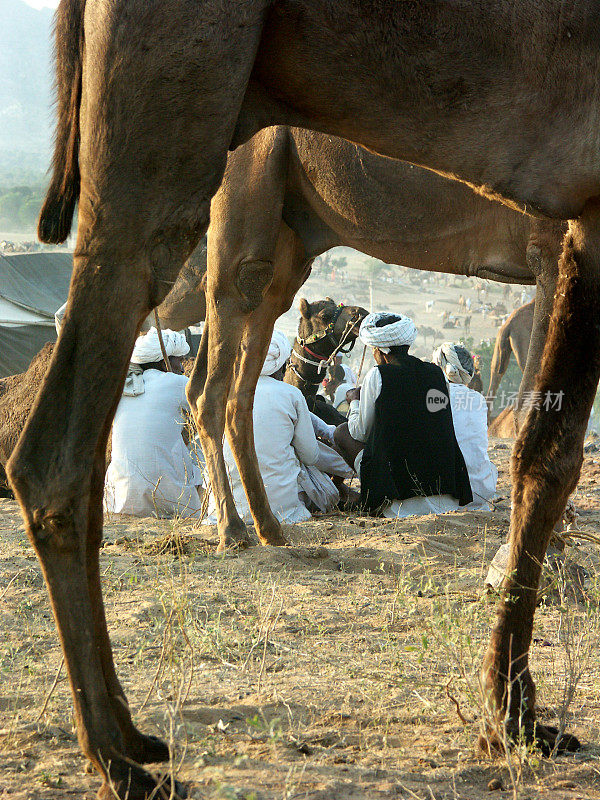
xmin=105 ymin=370 xmax=203 ymax=518
xmin=447 ymin=382 xmax=498 ymax=509
xmin=208 ymin=375 xmax=338 ymax=523
xmin=341 ymin=364 xmax=357 ymax=386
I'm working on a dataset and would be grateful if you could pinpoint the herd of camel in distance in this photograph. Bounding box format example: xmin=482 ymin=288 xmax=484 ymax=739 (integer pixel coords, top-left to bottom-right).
xmin=4 ymin=0 xmax=600 ymax=796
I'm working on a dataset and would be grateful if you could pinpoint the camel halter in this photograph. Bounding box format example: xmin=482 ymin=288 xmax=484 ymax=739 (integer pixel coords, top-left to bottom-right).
xmin=288 ymin=306 xmax=361 ymax=386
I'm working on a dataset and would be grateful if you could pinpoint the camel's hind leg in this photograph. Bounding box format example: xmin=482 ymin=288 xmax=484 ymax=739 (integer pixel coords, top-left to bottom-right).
xmin=481 ymin=202 xmax=600 ymax=754
xmin=87 ymin=433 xmax=170 ymax=765
xmin=226 ymin=225 xmax=311 ymax=540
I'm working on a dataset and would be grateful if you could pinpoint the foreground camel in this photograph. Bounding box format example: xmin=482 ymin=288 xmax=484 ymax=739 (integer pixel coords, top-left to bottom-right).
xmin=487 ymin=300 xmax=535 ymax=409
xmin=8 ymin=1 xmax=599 ymax=795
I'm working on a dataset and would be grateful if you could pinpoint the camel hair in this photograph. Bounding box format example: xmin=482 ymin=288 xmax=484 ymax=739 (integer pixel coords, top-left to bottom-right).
xmin=7 ymin=1 xmax=599 ymax=795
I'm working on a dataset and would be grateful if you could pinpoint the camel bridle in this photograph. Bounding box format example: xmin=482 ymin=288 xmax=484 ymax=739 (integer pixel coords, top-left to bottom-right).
xmin=288 ymin=304 xmax=362 ymax=389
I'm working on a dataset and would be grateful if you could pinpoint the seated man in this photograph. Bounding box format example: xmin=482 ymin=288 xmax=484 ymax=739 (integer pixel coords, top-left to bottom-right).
xmin=208 ymin=330 xmax=347 ymax=523
xmin=335 ymin=353 xmax=358 ymax=387
xmin=432 ymin=343 xmax=497 ymax=509
xmin=335 ymin=313 xmax=473 ymax=517
xmin=323 ymin=364 xmax=355 ymax=413
xmin=105 ymin=327 xmax=203 ymax=518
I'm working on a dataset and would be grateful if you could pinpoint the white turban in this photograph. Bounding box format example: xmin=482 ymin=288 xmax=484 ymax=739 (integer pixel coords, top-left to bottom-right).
xmin=359 ymin=312 xmax=417 ymax=353
xmin=54 ymin=301 xmax=67 ymax=335
xmin=261 ymin=329 xmax=292 ymax=376
xmin=432 ymin=342 xmax=474 ymax=385
xmin=131 ymin=327 xmax=190 ymax=364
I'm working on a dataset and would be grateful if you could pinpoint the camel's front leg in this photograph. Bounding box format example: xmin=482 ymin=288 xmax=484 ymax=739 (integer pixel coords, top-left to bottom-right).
xmin=226 ymin=225 xmax=310 ymax=544
xmin=486 ymin=326 xmax=514 ymax=415
xmin=481 ymin=203 xmax=600 ymax=754
xmin=87 ymin=441 xmax=170 ymax=765
xmin=6 ymin=263 xmax=183 ymax=798
xmin=189 ymin=288 xmax=254 ymax=551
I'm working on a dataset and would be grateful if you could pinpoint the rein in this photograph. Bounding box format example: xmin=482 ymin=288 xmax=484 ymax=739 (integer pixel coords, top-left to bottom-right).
xmin=154 ymin=309 xmax=172 ymax=372
xmin=288 ymin=308 xmax=360 ymax=389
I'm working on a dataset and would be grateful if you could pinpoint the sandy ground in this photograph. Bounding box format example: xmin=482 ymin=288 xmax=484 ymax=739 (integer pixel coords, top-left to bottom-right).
xmin=2 ymin=443 xmax=600 ymax=799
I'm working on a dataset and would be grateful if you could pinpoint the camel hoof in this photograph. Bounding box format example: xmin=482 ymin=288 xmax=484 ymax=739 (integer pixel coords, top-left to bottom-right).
xmin=216 ymin=525 xmax=251 ymax=554
xmin=478 ymin=723 xmax=581 ymax=758
xmin=126 ymin=732 xmax=170 ymax=764
xmin=97 ymin=761 xmax=188 ymax=800
xmin=535 ymin=725 xmax=581 ymax=756
xmin=259 ymin=530 xmax=288 ymax=547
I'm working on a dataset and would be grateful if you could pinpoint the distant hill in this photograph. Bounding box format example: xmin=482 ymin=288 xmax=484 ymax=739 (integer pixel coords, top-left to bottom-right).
xmin=0 ymin=0 xmax=53 ymax=184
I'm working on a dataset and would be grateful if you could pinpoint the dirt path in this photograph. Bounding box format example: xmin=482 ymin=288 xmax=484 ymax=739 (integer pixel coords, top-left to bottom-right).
xmin=2 ymin=446 xmax=600 ymax=799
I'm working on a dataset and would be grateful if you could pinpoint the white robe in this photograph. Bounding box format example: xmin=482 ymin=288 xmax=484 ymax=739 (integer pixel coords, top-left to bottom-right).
xmin=207 ymin=376 xmax=339 ymax=523
xmin=105 ymin=370 xmax=203 ymax=517
xmin=448 ymin=382 xmax=497 ymax=509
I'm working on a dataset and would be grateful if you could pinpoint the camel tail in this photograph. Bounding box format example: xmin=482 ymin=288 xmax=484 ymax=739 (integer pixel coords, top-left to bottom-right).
xmin=38 ymin=0 xmax=85 ymax=244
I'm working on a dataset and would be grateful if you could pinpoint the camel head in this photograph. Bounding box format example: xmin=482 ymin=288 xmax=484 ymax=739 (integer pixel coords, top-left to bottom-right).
xmin=297 ymin=297 xmax=367 ymax=356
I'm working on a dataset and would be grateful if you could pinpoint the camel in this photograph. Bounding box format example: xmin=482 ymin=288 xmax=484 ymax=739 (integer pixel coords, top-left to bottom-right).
xmin=158 ymin=125 xmax=561 ymax=559
xmin=487 ymin=300 xmax=535 ymax=410
xmin=8 ymin=1 xmax=600 ymax=795
xmin=489 ymin=406 xmax=518 ymax=439
xmin=0 ymin=344 xmax=55 ymax=494
xmin=284 ymin=296 xmax=367 ymax=425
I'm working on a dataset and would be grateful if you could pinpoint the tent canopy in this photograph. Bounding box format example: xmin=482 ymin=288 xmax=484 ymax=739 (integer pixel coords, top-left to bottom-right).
xmin=0 ymin=250 xmax=73 ymax=377
xmin=0 ymin=251 xmax=73 ymax=319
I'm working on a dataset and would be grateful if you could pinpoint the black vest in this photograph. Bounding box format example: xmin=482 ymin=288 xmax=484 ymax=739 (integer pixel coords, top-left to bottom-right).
xmin=360 ymin=359 xmax=473 ymax=512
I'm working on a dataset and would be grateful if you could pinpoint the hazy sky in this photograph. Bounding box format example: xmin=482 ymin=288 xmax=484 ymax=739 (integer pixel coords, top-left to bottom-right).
xmin=23 ymin=0 xmax=58 ymax=7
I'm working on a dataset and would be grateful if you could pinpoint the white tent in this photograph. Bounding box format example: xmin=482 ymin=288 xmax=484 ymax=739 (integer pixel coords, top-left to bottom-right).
xmin=0 ymin=250 xmax=73 ymax=376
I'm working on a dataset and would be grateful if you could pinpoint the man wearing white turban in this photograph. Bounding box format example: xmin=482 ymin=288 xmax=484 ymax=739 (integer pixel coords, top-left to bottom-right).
xmin=432 ymin=343 xmax=497 ymax=510
xmin=334 ymin=313 xmax=473 ymax=517
xmin=104 ymin=327 xmax=204 ymax=518
xmin=208 ymin=329 xmax=349 ymax=523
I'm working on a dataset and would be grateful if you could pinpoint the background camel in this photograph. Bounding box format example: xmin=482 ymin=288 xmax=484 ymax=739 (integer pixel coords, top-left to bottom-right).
xmin=0 ymin=344 xmax=55 ymax=495
xmin=487 ymin=300 xmax=535 ymax=409
xmin=184 ymin=125 xmax=562 ymax=562
xmin=9 ymin=1 xmax=600 ymax=795
xmin=284 ymin=296 xmax=367 ymax=424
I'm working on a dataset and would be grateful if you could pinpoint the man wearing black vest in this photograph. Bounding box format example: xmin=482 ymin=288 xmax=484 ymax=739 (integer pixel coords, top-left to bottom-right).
xmin=334 ymin=312 xmax=473 ymax=518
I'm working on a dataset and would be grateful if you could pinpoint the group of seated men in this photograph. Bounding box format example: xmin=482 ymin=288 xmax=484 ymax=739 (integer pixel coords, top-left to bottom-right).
xmin=102 ymin=311 xmax=497 ymax=521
